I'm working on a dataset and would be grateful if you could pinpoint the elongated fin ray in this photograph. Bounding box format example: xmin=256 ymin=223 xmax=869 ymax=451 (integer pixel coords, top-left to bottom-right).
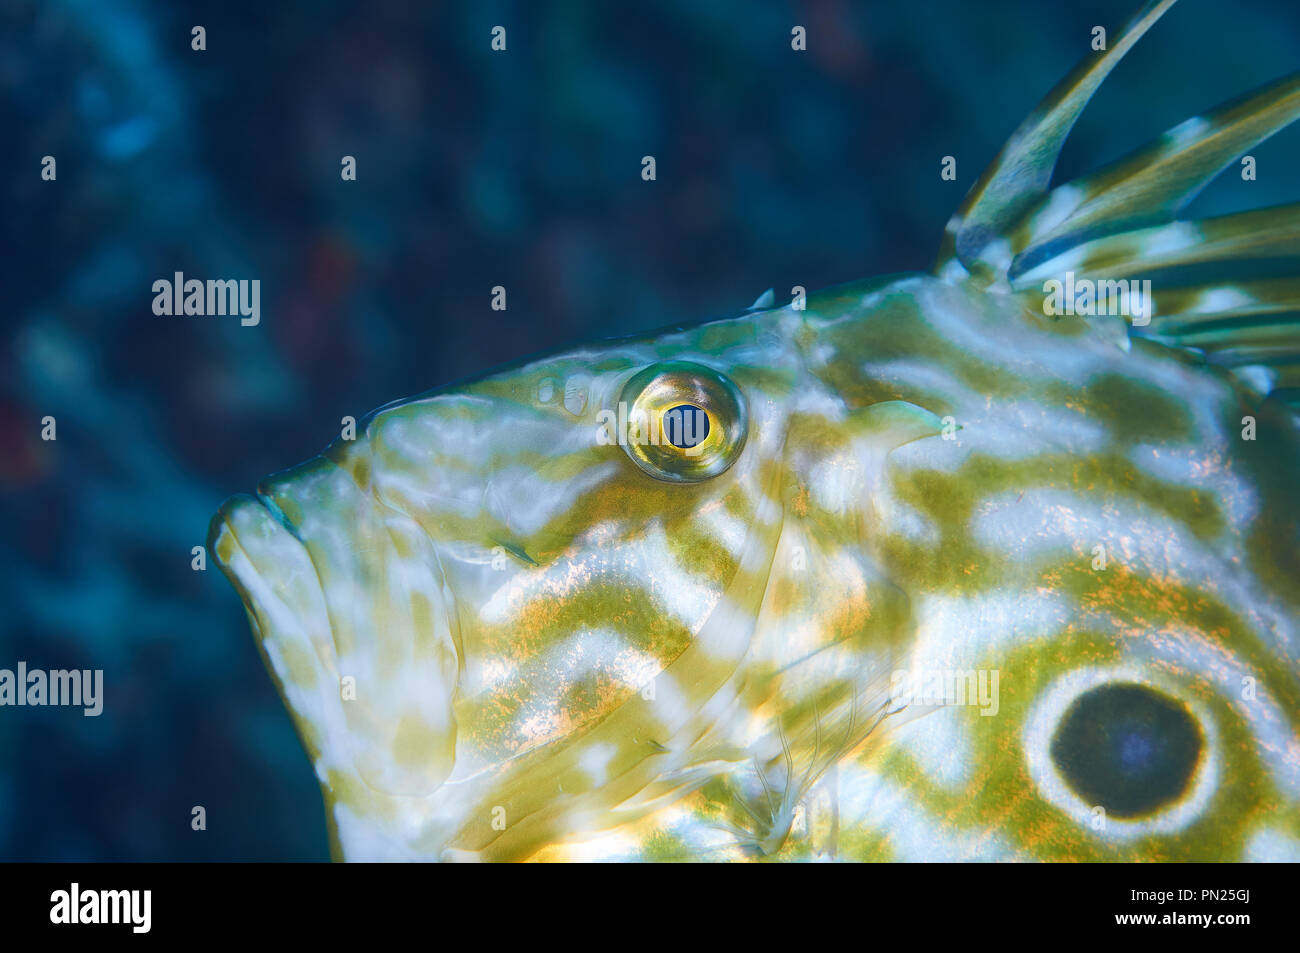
xmin=1011 ymin=203 xmax=1300 ymax=286
xmin=936 ymin=0 xmax=1178 ymax=279
xmin=937 ymin=0 xmax=1300 ymax=411
xmin=1156 ymin=318 xmax=1300 ymax=351
xmin=1011 ymin=204 xmax=1300 ymax=409
xmin=1139 ymin=279 xmax=1300 ymax=399
xmin=1009 ymin=72 xmax=1300 ymax=278
xmin=1142 ymin=278 xmax=1300 ymax=328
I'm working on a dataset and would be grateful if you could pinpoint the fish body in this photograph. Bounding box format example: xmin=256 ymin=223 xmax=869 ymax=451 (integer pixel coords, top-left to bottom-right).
xmin=211 ymin=1 xmax=1300 ymax=861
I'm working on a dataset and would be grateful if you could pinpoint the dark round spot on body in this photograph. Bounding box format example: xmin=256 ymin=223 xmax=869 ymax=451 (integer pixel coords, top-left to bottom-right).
xmin=1049 ymin=682 xmax=1203 ymax=819
xmin=663 ymin=404 xmax=709 ymax=449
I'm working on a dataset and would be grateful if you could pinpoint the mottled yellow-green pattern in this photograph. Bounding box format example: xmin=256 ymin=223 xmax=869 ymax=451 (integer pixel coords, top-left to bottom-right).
xmin=209 ymin=0 xmax=1300 ymax=860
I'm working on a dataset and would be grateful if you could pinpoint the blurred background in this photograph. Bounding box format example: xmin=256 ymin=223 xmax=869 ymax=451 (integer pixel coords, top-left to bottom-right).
xmin=1 ymin=0 xmax=1297 ymax=860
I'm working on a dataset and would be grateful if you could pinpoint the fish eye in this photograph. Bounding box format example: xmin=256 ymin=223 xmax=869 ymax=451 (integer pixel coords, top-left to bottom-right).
xmin=617 ymin=361 xmax=747 ymax=483
xmin=1049 ymin=682 xmax=1204 ymax=820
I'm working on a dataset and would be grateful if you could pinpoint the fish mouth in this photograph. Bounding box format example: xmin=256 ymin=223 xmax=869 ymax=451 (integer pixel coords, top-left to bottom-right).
xmin=208 ymin=451 xmax=463 ymax=806
xmin=208 ymin=488 xmax=341 ymax=766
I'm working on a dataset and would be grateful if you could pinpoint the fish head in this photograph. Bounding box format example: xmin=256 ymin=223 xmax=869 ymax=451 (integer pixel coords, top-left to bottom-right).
xmin=208 ymin=286 xmax=949 ymax=859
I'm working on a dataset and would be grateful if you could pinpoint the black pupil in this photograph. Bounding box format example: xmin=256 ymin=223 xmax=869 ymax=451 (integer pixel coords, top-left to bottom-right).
xmin=663 ymin=404 xmax=710 ymax=449
xmin=1050 ymin=682 xmax=1203 ymax=819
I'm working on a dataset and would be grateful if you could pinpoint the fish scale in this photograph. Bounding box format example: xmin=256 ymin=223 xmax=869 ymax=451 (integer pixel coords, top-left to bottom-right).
xmin=210 ymin=0 xmax=1300 ymax=861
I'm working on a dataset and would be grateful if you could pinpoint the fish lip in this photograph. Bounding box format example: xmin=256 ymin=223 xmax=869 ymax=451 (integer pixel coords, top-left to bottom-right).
xmin=208 ymin=456 xmax=472 ymax=835
xmin=254 ymin=484 xmax=304 ymax=540
xmin=206 ymin=489 xmax=306 ymax=583
xmin=206 ymin=492 xmax=318 ymax=671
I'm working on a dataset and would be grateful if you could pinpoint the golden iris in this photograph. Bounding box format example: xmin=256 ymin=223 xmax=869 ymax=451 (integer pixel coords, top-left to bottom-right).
xmin=618 ymin=361 xmax=748 ymax=483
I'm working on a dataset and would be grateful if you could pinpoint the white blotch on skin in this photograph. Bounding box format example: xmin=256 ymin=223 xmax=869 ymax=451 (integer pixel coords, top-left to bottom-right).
xmin=579 ymin=743 xmax=619 ymax=787
xmin=908 ymin=589 xmax=1078 ymax=668
xmin=892 ymin=705 xmax=975 ymax=788
xmin=697 ymin=502 xmax=749 ymax=561
xmin=478 ymin=522 xmax=720 ymax=632
xmin=877 ymin=494 xmax=940 ymax=544
xmin=974 ymin=399 xmax=1112 ymax=460
xmin=485 ymin=461 xmax=620 ymax=537
xmin=836 ymin=763 xmax=1014 ymax=861
xmin=1129 ymin=442 xmax=1258 ymax=529
xmin=972 ymin=490 xmax=1298 ymax=659
xmin=1244 ymin=828 xmax=1300 ymax=862
xmin=917 ymin=281 xmax=1112 ymax=387
xmin=861 ymin=358 xmax=975 ymax=406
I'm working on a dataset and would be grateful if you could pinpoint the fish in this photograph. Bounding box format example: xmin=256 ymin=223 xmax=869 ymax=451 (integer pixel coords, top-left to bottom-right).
xmin=208 ymin=0 xmax=1300 ymax=861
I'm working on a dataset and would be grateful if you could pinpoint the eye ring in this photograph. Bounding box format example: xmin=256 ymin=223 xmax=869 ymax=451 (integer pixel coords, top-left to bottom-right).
xmin=617 ymin=361 xmax=748 ymax=483
xmin=1023 ymin=667 xmax=1218 ymax=838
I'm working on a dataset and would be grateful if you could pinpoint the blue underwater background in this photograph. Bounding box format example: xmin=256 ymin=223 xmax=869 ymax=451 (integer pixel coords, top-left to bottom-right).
xmin=1 ymin=0 xmax=1298 ymax=860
